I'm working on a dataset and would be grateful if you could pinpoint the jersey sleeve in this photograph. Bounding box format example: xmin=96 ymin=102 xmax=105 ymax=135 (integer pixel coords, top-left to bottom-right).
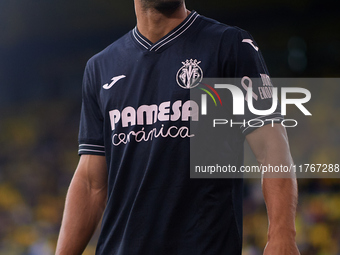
xmin=78 ymin=62 xmax=106 ymax=156
xmin=222 ymin=28 xmax=283 ymax=136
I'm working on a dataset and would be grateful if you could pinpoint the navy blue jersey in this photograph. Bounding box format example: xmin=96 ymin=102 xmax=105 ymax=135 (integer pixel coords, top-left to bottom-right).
xmin=78 ymin=11 xmax=279 ymax=255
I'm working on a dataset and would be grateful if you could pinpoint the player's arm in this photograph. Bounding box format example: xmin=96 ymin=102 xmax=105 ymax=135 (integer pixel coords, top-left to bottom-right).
xmin=246 ymin=124 xmax=300 ymax=255
xmin=56 ymin=155 xmax=108 ymax=255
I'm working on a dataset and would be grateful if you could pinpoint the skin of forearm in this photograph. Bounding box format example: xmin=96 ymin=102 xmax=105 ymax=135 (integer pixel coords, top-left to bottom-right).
xmin=56 ymin=174 xmax=107 ymax=255
xmin=247 ymin=125 xmax=298 ymax=242
xmin=262 ymin=171 xmax=298 ymax=241
xmin=257 ymin=127 xmax=298 ymax=240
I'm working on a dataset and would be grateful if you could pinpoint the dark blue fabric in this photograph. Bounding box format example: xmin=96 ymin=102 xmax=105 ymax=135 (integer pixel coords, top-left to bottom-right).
xmin=78 ymin=11 xmax=277 ymax=255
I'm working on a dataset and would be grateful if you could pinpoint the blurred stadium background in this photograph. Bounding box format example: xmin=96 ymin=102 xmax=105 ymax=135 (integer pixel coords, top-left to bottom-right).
xmin=0 ymin=0 xmax=339 ymax=254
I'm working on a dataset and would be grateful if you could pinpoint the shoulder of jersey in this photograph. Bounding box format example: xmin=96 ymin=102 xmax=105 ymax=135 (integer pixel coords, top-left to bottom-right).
xmin=87 ymin=31 xmax=131 ymax=64
xmin=195 ymin=15 xmax=245 ymax=43
xmin=199 ymin=16 xmax=253 ymax=40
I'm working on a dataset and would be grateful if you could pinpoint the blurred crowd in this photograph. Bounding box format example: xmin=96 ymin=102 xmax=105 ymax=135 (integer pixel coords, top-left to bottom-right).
xmin=0 ymin=83 xmax=339 ymax=254
xmin=0 ymin=100 xmax=80 ymax=255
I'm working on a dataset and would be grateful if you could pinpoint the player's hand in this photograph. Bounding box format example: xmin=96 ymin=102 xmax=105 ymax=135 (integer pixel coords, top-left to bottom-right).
xmin=263 ymin=239 xmax=300 ymax=255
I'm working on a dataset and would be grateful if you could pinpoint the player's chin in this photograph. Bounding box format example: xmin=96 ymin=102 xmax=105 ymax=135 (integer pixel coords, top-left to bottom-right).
xmin=153 ymin=0 xmax=184 ymax=13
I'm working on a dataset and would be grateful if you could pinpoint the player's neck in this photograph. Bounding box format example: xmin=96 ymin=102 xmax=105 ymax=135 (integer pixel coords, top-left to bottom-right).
xmin=135 ymin=2 xmax=189 ymax=44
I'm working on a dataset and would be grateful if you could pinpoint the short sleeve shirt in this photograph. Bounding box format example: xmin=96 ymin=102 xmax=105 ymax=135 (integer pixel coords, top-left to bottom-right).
xmin=78 ymin=11 xmax=280 ymax=255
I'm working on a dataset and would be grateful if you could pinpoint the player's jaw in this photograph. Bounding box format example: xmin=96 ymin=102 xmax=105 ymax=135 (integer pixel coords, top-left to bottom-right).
xmin=140 ymin=0 xmax=185 ymax=13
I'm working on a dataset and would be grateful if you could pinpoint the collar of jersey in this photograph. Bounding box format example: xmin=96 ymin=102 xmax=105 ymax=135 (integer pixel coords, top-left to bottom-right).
xmin=132 ymin=11 xmax=199 ymax=52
